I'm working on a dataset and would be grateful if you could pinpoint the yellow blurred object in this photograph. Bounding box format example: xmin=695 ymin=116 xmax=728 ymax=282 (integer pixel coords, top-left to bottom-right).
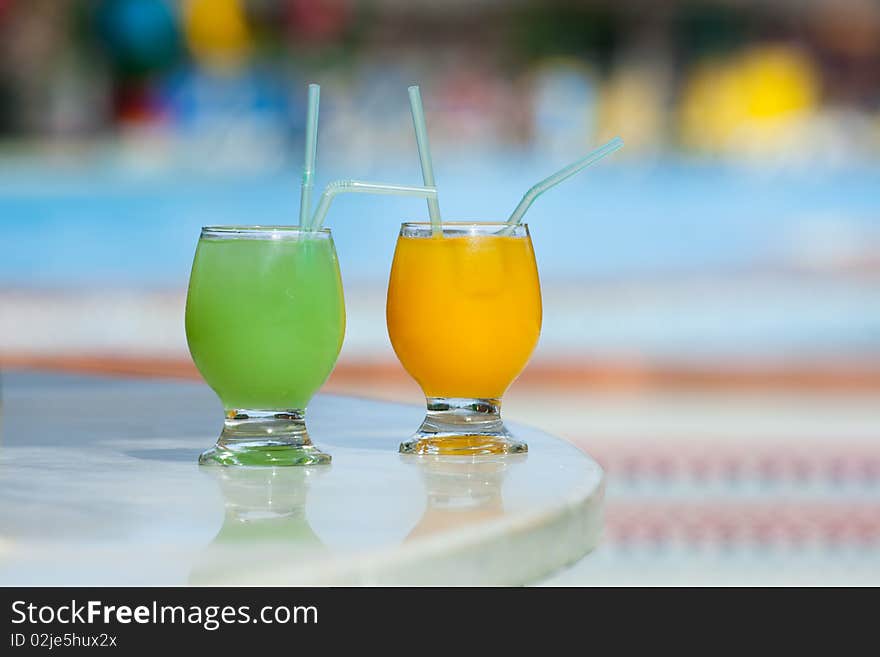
xmin=740 ymin=46 xmax=819 ymax=118
xmin=596 ymin=65 xmax=666 ymax=152
xmin=680 ymin=44 xmax=820 ymax=155
xmin=183 ymin=0 xmax=251 ymax=71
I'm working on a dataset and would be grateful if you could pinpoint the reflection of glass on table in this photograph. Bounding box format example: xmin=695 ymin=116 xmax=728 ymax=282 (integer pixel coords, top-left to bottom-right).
xmin=189 ymin=466 xmax=325 ymax=585
xmin=403 ymin=454 xmax=526 ymax=540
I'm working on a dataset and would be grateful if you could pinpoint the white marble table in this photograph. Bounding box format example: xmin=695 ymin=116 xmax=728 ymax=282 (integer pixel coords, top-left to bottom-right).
xmin=0 ymin=371 xmax=604 ymax=586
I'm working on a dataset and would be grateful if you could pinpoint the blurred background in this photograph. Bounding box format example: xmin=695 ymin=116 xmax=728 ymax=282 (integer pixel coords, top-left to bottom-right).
xmin=1 ymin=0 xmax=879 ymax=584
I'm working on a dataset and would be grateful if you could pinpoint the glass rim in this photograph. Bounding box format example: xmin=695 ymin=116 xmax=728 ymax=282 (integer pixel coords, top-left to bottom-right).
xmin=399 ymin=222 xmax=529 ymax=237
xmin=400 ymin=221 xmax=527 ymax=228
xmin=200 ymin=225 xmax=332 ymax=240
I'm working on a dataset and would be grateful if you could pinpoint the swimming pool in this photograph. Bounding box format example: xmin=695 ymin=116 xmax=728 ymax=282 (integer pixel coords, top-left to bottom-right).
xmin=3 ymin=156 xmax=878 ymax=287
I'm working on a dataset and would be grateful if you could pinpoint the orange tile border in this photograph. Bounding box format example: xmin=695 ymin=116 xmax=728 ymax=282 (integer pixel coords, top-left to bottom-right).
xmin=3 ymin=352 xmax=880 ymax=392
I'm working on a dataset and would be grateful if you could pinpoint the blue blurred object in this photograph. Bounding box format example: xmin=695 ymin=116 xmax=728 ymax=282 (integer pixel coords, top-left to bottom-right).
xmin=96 ymin=0 xmax=181 ymax=73
xmin=160 ymin=66 xmax=291 ymax=134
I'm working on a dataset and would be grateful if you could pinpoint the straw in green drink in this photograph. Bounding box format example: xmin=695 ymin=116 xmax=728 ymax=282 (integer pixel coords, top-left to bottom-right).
xmin=310 ymin=179 xmax=438 ymax=230
xmin=299 ymin=83 xmax=321 ymax=228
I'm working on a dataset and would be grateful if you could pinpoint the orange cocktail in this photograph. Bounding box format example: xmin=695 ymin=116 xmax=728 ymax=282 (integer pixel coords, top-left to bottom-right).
xmin=386 ymin=222 xmax=541 ymax=455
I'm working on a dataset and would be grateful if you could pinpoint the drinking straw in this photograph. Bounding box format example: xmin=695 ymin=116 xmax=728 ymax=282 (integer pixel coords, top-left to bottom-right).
xmin=298 ymin=83 xmax=321 ymax=228
xmin=407 ymin=85 xmax=442 ymax=234
xmin=310 ymin=180 xmax=438 ymax=231
xmin=505 ymin=136 xmax=624 ymax=228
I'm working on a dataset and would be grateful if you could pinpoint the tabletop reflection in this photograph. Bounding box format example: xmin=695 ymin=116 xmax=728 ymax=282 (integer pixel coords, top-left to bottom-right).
xmin=403 ymin=454 xmax=526 ymax=540
xmin=189 ymin=466 xmax=325 ymax=584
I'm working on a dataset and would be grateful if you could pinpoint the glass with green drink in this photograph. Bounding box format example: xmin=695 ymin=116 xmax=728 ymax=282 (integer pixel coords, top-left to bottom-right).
xmin=186 ymin=226 xmax=344 ymax=466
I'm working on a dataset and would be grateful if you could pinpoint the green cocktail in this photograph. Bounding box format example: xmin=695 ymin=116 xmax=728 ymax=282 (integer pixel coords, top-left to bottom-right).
xmin=185 ymin=226 xmax=344 ymax=466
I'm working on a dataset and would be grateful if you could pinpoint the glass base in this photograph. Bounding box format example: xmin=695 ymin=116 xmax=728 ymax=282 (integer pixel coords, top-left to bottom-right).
xmin=199 ymin=409 xmax=331 ymax=467
xmin=399 ymin=398 xmax=528 ymax=456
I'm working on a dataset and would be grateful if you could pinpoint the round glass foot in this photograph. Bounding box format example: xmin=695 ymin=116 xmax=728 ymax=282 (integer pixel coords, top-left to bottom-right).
xmin=399 ymin=398 xmax=528 ymax=456
xmin=198 ymin=443 xmax=331 ymax=467
xmin=199 ymin=409 xmax=331 ymax=467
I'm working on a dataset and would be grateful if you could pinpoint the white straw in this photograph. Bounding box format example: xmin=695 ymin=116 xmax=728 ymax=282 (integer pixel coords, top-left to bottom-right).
xmin=299 ymin=83 xmax=321 ymax=228
xmin=506 ymin=137 xmax=624 ymax=227
xmin=407 ymin=86 xmax=442 ymax=234
xmin=311 ymin=180 xmax=438 ymax=230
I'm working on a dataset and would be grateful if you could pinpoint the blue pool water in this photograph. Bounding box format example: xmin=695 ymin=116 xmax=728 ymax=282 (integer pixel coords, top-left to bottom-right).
xmin=1 ymin=157 xmax=879 ymax=287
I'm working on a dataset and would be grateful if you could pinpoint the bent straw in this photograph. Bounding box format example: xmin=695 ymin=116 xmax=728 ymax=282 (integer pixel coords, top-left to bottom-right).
xmin=298 ymin=83 xmax=321 ymax=228
xmin=407 ymin=86 xmax=442 ymax=234
xmin=311 ymin=180 xmax=438 ymax=231
xmin=505 ymin=136 xmax=624 ymax=228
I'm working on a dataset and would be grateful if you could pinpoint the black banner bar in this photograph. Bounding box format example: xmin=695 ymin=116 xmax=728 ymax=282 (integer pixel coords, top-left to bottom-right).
xmin=2 ymin=587 xmax=590 ymax=651
xmin=0 ymin=586 xmax=865 ymax=651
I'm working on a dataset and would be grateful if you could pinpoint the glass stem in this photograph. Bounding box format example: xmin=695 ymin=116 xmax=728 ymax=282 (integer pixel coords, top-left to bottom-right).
xmin=219 ymin=409 xmax=312 ymax=448
xmin=399 ymin=397 xmax=527 ymax=455
xmin=421 ymin=397 xmax=506 ymax=435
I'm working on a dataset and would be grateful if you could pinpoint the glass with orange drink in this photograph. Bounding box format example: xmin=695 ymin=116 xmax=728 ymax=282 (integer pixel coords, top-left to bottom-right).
xmin=386 ymin=222 xmax=542 ymax=455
